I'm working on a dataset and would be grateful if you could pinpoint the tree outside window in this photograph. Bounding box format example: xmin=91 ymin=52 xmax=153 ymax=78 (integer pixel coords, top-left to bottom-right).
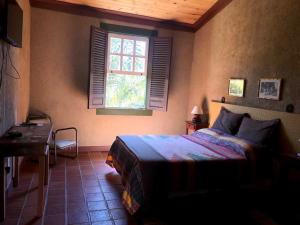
xmin=106 ymin=33 xmax=149 ymax=109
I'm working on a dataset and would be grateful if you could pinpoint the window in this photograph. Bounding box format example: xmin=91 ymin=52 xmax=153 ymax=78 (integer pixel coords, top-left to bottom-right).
xmin=105 ymin=34 xmax=149 ymax=109
xmin=88 ymin=25 xmax=172 ymax=112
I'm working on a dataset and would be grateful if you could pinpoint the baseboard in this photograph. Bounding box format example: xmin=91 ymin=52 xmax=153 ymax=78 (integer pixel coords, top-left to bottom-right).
xmin=79 ymin=146 xmax=110 ymax=152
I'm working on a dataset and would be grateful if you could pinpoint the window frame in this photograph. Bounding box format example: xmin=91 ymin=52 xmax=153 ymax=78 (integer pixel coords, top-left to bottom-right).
xmin=105 ymin=33 xmax=149 ymax=110
xmin=89 ymin=24 xmax=171 ymax=115
xmin=107 ymin=33 xmax=149 ymax=76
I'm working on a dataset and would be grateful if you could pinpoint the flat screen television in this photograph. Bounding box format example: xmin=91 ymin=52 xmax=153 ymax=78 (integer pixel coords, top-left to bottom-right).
xmin=0 ymin=0 xmax=23 ymax=48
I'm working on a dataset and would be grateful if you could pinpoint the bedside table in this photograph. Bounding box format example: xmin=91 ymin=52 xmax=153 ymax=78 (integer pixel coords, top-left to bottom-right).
xmin=185 ymin=121 xmax=209 ymax=134
xmin=278 ymin=153 xmax=300 ymax=187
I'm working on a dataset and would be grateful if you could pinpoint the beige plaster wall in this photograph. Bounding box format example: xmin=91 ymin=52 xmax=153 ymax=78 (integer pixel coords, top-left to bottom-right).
xmin=0 ymin=0 xmax=30 ymax=134
xmin=188 ymin=0 xmax=300 ymax=114
xmin=0 ymin=0 xmax=30 ymax=186
xmin=30 ymin=7 xmax=194 ymax=146
xmin=16 ymin=0 xmax=31 ymax=124
xmin=187 ymin=0 xmax=300 ymax=152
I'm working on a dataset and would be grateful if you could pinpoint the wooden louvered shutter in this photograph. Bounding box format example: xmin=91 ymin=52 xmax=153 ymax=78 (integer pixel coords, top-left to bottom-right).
xmin=88 ymin=26 xmax=107 ymax=109
xmin=147 ymin=37 xmax=172 ymax=111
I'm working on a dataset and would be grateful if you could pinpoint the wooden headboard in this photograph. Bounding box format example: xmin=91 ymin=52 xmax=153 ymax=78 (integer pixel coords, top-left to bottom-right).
xmin=209 ymin=101 xmax=300 ymax=153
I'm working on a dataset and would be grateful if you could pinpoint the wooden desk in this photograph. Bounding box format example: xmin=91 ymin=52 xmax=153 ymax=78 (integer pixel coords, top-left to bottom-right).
xmin=0 ymin=124 xmax=53 ymax=221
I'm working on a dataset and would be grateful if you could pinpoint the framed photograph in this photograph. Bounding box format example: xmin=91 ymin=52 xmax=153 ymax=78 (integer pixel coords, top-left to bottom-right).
xmin=258 ymin=78 xmax=282 ymax=100
xmin=228 ymin=79 xmax=245 ymax=97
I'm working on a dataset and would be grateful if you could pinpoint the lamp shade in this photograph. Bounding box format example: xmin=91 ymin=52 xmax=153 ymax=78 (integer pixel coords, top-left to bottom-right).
xmin=191 ymin=106 xmax=199 ymax=115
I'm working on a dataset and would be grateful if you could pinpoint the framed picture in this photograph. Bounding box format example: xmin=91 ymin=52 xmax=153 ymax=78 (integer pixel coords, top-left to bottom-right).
xmin=228 ymin=79 xmax=245 ymax=97
xmin=258 ymin=78 xmax=282 ymax=100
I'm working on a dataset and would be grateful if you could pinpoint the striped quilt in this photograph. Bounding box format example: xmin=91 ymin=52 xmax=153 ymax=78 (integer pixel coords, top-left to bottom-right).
xmin=106 ymin=128 xmax=254 ymax=215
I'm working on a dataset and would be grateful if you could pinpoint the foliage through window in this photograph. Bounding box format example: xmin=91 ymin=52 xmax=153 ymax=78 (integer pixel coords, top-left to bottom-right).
xmin=105 ymin=33 xmax=149 ymax=109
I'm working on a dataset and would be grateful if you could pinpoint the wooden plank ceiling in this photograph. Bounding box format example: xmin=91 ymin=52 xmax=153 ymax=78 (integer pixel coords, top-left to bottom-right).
xmin=57 ymin=0 xmax=218 ymax=24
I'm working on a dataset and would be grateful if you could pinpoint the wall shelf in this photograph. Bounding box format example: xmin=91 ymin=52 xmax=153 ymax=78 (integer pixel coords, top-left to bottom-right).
xmin=211 ymin=100 xmax=298 ymax=114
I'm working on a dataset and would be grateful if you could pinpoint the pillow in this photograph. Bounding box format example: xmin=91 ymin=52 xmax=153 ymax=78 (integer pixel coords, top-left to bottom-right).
xmin=236 ymin=117 xmax=280 ymax=146
xmin=212 ymin=107 xmax=247 ymax=135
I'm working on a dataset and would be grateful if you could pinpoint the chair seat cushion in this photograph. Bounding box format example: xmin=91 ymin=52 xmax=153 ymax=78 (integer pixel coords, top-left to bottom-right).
xmin=55 ymin=140 xmax=76 ymax=149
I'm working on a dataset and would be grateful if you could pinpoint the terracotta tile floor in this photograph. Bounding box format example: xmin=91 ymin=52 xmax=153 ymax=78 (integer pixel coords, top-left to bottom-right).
xmin=2 ymin=151 xmax=299 ymax=225
xmin=1 ymin=152 xmax=136 ymax=225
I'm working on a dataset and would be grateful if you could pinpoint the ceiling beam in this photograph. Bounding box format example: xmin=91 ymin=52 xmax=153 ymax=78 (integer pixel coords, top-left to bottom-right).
xmin=30 ymin=0 xmax=195 ymax=32
xmin=193 ymin=0 xmax=233 ymax=31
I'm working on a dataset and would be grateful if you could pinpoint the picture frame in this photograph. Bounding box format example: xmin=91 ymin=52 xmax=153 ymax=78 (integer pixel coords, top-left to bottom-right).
xmin=258 ymin=78 xmax=282 ymax=100
xmin=228 ymin=79 xmax=245 ymax=97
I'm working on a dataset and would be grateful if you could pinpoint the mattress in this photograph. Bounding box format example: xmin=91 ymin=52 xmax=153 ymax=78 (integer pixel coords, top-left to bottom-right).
xmin=106 ymin=128 xmax=256 ymax=214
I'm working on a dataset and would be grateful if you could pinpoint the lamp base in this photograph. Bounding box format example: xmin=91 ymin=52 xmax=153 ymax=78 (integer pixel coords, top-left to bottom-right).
xmin=192 ymin=114 xmax=201 ymax=124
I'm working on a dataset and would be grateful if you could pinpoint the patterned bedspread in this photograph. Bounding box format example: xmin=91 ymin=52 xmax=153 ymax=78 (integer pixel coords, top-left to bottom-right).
xmin=106 ymin=128 xmax=255 ymax=215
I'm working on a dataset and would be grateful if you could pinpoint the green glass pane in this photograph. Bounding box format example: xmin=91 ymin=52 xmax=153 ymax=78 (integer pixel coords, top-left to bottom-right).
xmin=122 ymin=56 xmax=133 ymax=72
xmin=109 ymin=55 xmax=120 ymax=70
xmin=105 ymin=74 xmax=147 ymax=109
xmin=123 ymin=39 xmax=134 ymax=55
xmin=110 ymin=37 xmax=121 ymax=53
xmin=135 ymin=57 xmax=145 ymax=73
xmin=136 ymin=41 xmax=146 ymax=56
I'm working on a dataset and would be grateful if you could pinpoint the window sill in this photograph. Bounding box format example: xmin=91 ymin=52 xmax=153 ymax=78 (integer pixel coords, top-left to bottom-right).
xmin=96 ymin=108 xmax=152 ymax=116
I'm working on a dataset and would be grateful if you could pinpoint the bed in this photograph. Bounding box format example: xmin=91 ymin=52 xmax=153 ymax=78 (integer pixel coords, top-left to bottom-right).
xmin=106 ymin=128 xmax=259 ymax=215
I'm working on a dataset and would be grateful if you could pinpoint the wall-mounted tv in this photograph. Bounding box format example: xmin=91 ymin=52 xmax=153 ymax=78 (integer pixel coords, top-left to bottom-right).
xmin=0 ymin=0 xmax=23 ymax=48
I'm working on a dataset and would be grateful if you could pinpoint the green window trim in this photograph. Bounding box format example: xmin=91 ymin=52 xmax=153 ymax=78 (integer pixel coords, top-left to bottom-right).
xmin=96 ymin=108 xmax=152 ymax=116
xmin=100 ymin=23 xmax=158 ymax=37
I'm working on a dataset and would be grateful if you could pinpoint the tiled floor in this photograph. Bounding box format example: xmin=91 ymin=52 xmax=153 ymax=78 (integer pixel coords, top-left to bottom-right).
xmin=1 ymin=152 xmax=135 ymax=225
xmin=1 ymin=151 xmax=299 ymax=225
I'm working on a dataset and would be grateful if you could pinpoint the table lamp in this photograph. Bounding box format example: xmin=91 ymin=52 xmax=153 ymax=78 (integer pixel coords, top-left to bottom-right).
xmin=191 ymin=106 xmax=201 ymax=123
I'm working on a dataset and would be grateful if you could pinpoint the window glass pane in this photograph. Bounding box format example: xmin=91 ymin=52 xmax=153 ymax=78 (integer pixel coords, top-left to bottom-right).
xmin=135 ymin=57 xmax=145 ymax=73
xmin=136 ymin=41 xmax=146 ymax=56
xmin=123 ymin=39 xmax=134 ymax=55
xmin=109 ymin=55 xmax=120 ymax=70
xmin=106 ymin=74 xmax=147 ymax=109
xmin=110 ymin=37 xmax=121 ymax=54
xmin=122 ymin=56 xmax=133 ymax=71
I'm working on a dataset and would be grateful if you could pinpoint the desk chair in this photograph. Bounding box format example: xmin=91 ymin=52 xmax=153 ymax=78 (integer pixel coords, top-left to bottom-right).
xmin=52 ymin=127 xmax=78 ymax=164
xmin=27 ymin=110 xmax=78 ymax=164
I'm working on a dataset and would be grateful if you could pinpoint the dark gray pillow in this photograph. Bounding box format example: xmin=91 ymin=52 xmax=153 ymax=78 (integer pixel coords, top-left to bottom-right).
xmin=212 ymin=107 xmax=247 ymax=135
xmin=236 ymin=117 xmax=280 ymax=146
